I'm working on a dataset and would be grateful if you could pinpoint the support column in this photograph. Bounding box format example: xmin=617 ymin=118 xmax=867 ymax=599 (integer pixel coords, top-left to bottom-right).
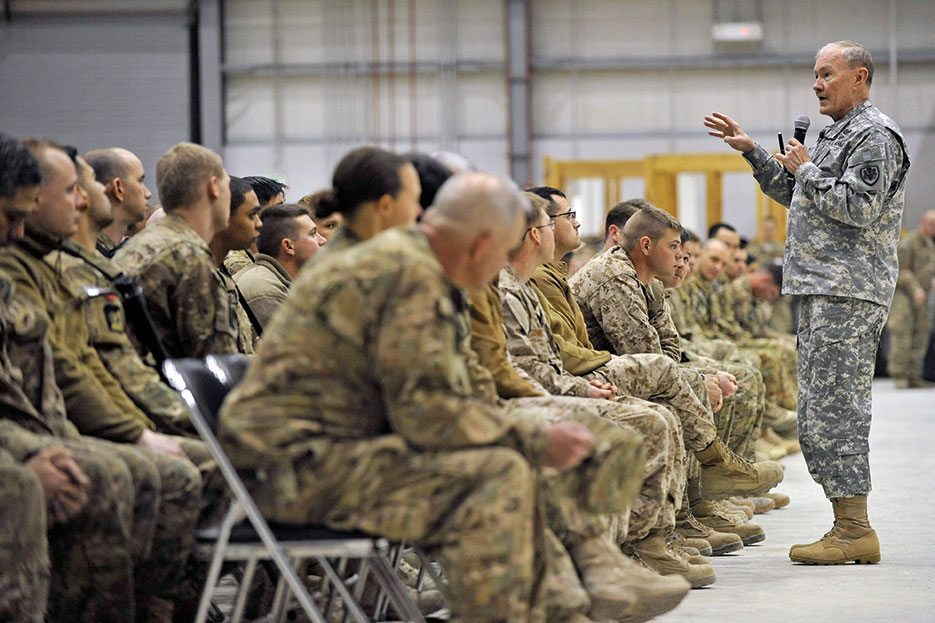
xmin=504 ymin=0 xmax=532 ymax=186
xmin=196 ymin=0 xmax=223 ymax=154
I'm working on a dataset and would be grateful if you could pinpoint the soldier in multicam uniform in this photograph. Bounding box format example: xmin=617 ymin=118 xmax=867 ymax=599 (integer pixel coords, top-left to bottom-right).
xmin=222 ymin=176 xmax=287 ymax=276
xmin=0 ymin=139 xmax=203 ymax=621
xmin=220 ymin=165 xmax=649 ymax=623
xmin=0 ymin=133 xmax=165 ymax=623
xmin=706 ymin=40 xmax=910 ymax=564
xmin=114 ymin=143 xmax=256 ymax=359
xmin=888 ymin=210 xmax=935 ymax=388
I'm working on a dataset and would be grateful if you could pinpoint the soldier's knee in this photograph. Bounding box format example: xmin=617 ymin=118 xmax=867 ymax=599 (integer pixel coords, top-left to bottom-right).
xmin=477 ymin=447 xmax=534 ymax=490
xmin=2 ymin=464 xmax=44 ymax=514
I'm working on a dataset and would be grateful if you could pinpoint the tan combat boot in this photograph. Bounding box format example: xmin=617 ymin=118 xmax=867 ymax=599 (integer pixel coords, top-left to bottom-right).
xmin=696 ymin=437 xmax=784 ymax=498
xmin=789 ymin=497 xmax=881 ymax=565
xmin=692 ymin=498 xmax=765 ymax=545
xmin=675 ymin=508 xmax=744 ymax=555
xmin=766 ymin=491 xmax=791 ymax=509
xmin=627 ymin=533 xmax=716 ymax=589
xmin=573 ymin=537 xmax=690 ymax=622
xmin=724 ymin=497 xmax=754 ymax=520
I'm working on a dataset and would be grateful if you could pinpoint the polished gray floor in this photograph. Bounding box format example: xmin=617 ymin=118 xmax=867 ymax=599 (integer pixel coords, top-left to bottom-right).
xmin=663 ymin=379 xmax=935 ymax=623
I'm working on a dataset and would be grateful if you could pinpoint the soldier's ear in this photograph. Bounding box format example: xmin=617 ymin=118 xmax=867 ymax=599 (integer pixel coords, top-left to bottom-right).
xmin=854 ymin=66 xmax=869 ymax=88
xmin=281 ymin=237 xmax=295 ymax=256
xmin=110 ymin=177 xmax=124 ymax=202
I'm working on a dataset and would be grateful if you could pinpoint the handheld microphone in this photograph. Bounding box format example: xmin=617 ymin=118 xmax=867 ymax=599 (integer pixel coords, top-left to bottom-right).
xmin=793 ymin=115 xmax=810 ymax=145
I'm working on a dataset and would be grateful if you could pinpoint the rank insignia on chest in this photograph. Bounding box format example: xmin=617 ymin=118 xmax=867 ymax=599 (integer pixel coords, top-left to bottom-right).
xmin=859 ymin=165 xmax=880 ymax=186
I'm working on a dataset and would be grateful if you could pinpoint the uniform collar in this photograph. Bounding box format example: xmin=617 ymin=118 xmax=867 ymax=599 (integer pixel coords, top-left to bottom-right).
xmin=819 ymin=100 xmax=872 ymax=141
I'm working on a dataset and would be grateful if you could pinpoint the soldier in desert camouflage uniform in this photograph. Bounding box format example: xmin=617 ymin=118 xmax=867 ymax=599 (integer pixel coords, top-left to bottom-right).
xmin=706 ymin=40 xmax=910 ymax=564
xmin=887 ymin=210 xmax=935 ymax=387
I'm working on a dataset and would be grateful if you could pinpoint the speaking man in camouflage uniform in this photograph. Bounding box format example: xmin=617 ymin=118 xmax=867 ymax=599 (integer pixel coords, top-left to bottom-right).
xmin=220 ymin=170 xmax=645 ymax=623
xmin=888 ymin=210 xmax=935 ymax=387
xmin=706 ymin=40 xmax=911 ymax=564
xmin=114 ymin=143 xmax=252 ymax=358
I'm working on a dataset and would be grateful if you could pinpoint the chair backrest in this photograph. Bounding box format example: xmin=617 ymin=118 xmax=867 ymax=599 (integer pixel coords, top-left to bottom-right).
xmin=206 ymin=353 xmax=251 ymax=390
xmin=162 ymin=358 xmax=230 ymax=432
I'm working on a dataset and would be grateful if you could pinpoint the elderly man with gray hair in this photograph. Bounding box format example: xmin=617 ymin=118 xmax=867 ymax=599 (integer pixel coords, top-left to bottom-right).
xmin=705 ymin=40 xmax=911 ymax=565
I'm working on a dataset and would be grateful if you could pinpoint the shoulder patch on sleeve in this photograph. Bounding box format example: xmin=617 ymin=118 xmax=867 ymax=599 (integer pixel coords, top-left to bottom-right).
xmin=859 ymin=164 xmax=880 ymax=186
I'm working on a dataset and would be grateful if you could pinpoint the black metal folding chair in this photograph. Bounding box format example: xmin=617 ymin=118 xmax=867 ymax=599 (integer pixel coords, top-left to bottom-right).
xmin=163 ymin=356 xmax=426 ymax=623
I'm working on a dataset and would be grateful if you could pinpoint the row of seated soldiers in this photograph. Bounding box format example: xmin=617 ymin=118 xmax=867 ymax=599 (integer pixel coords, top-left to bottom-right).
xmin=0 ymin=132 xmax=785 ymax=623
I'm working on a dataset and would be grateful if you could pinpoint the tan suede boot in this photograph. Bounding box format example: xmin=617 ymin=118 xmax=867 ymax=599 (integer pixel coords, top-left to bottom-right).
xmin=696 ymin=438 xmax=784 ymax=498
xmin=627 ymin=533 xmax=716 ymax=589
xmin=675 ymin=508 xmax=744 ymax=556
xmin=692 ymin=498 xmax=765 ymax=545
xmin=765 ymin=491 xmax=791 ymax=509
xmin=789 ymin=497 xmax=881 ymax=565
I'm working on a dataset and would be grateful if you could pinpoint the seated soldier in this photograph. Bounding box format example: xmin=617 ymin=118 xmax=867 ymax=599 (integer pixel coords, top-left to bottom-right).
xmin=234 ymin=204 xmax=325 ymax=327
xmin=83 ymin=147 xmax=153 ymax=258
xmin=223 ymin=175 xmax=288 ymax=275
xmin=115 ymin=143 xmax=255 ymax=358
xmin=569 ymin=203 xmax=784 ymax=543
xmin=297 ymin=189 xmax=343 ymax=240
xmin=210 ymin=176 xmax=264 ymax=343
xmin=0 ymin=132 xmax=188 ymax=623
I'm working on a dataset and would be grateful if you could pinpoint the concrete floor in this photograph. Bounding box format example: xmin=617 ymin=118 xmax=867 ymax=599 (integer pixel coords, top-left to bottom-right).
xmin=663 ymin=379 xmax=935 ymax=623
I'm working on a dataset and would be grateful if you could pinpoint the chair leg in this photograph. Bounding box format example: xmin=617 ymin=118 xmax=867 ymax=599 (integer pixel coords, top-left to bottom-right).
xmin=196 ymin=504 xmax=244 ymax=623
xmin=229 ymin=554 xmax=258 ymax=623
xmin=370 ymin=552 xmax=426 ymax=623
xmin=315 ymin=555 xmax=370 ymax=623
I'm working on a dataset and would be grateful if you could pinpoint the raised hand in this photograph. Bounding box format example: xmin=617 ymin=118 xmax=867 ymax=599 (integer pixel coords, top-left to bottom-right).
xmin=704 ymin=112 xmax=756 ymax=153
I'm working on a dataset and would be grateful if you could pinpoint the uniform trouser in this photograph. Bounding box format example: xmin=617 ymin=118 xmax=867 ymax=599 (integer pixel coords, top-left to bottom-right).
xmin=584 ymin=353 xmax=717 ymax=453
xmin=798 ymin=295 xmax=887 ymax=499
xmin=512 ymin=395 xmax=683 ymax=545
xmin=55 ymin=439 xmax=137 ymax=623
xmin=887 ymin=290 xmax=932 ymax=379
xmin=79 ymin=438 xmax=202 ymax=603
xmin=258 ymin=436 xmax=548 ymax=623
xmin=740 ymin=338 xmax=799 ymax=411
xmin=0 ymin=456 xmax=49 ymax=623
xmin=685 ymin=360 xmax=765 ymax=460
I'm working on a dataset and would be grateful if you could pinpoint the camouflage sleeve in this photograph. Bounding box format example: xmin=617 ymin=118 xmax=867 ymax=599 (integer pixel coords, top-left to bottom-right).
xmin=373 ymin=270 xmax=550 ymax=464
xmin=142 ymin=250 xmax=241 ymax=357
xmin=0 ymin=420 xmax=56 ymax=462
xmin=467 ymin=287 xmax=548 ymax=399
xmin=794 ymin=130 xmax=904 ymax=228
xmin=895 ymin=236 xmax=922 ymax=295
xmin=712 ymin=284 xmax=747 ymax=340
xmin=586 ymin=274 xmax=664 ymax=357
xmin=744 ymin=144 xmax=795 ymax=207
xmin=498 ymin=288 xmax=595 ymax=398
xmin=648 ymin=281 xmax=681 ymax=362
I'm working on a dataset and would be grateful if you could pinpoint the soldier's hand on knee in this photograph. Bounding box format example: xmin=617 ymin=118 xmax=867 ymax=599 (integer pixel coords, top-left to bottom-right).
xmin=587 ymin=379 xmax=617 ymax=400
xmin=26 ymin=447 xmax=89 ymax=524
xmin=544 ymin=421 xmax=596 ymax=472
xmin=703 ymin=375 xmax=724 ymax=413
xmin=136 ymin=429 xmax=187 ymax=459
xmin=716 ymin=371 xmax=739 ymax=399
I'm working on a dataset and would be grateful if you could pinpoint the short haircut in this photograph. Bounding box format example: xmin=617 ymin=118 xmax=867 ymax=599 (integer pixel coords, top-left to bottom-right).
xmin=0 ymin=133 xmax=42 ymax=198
xmin=820 ymin=40 xmax=874 ymax=87
xmin=707 ymin=221 xmax=736 ymax=239
xmin=298 ymin=190 xmax=339 ymax=220
xmin=229 ymin=176 xmax=254 ymax=216
xmin=605 ymin=198 xmax=652 ymax=238
xmin=524 ymin=192 xmax=552 ymax=228
xmin=242 ymin=175 xmax=288 ymax=205
xmin=404 ymin=152 xmax=452 ymax=209
xmin=526 ymin=186 xmax=566 ymax=216
xmin=332 ymin=146 xmax=406 ymax=217
xmin=156 ymin=142 xmax=225 ymax=212
xmin=84 ymin=148 xmax=129 ymax=185
xmin=739 ymin=236 xmax=749 ymax=249
xmin=21 ymin=138 xmax=69 ymax=184
xmin=686 ymin=229 xmax=701 ymax=244
xmin=680 ymin=230 xmax=690 ymax=245
xmin=621 ymin=203 xmax=682 ymax=252
xmin=256 ymin=203 xmax=311 ymax=257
